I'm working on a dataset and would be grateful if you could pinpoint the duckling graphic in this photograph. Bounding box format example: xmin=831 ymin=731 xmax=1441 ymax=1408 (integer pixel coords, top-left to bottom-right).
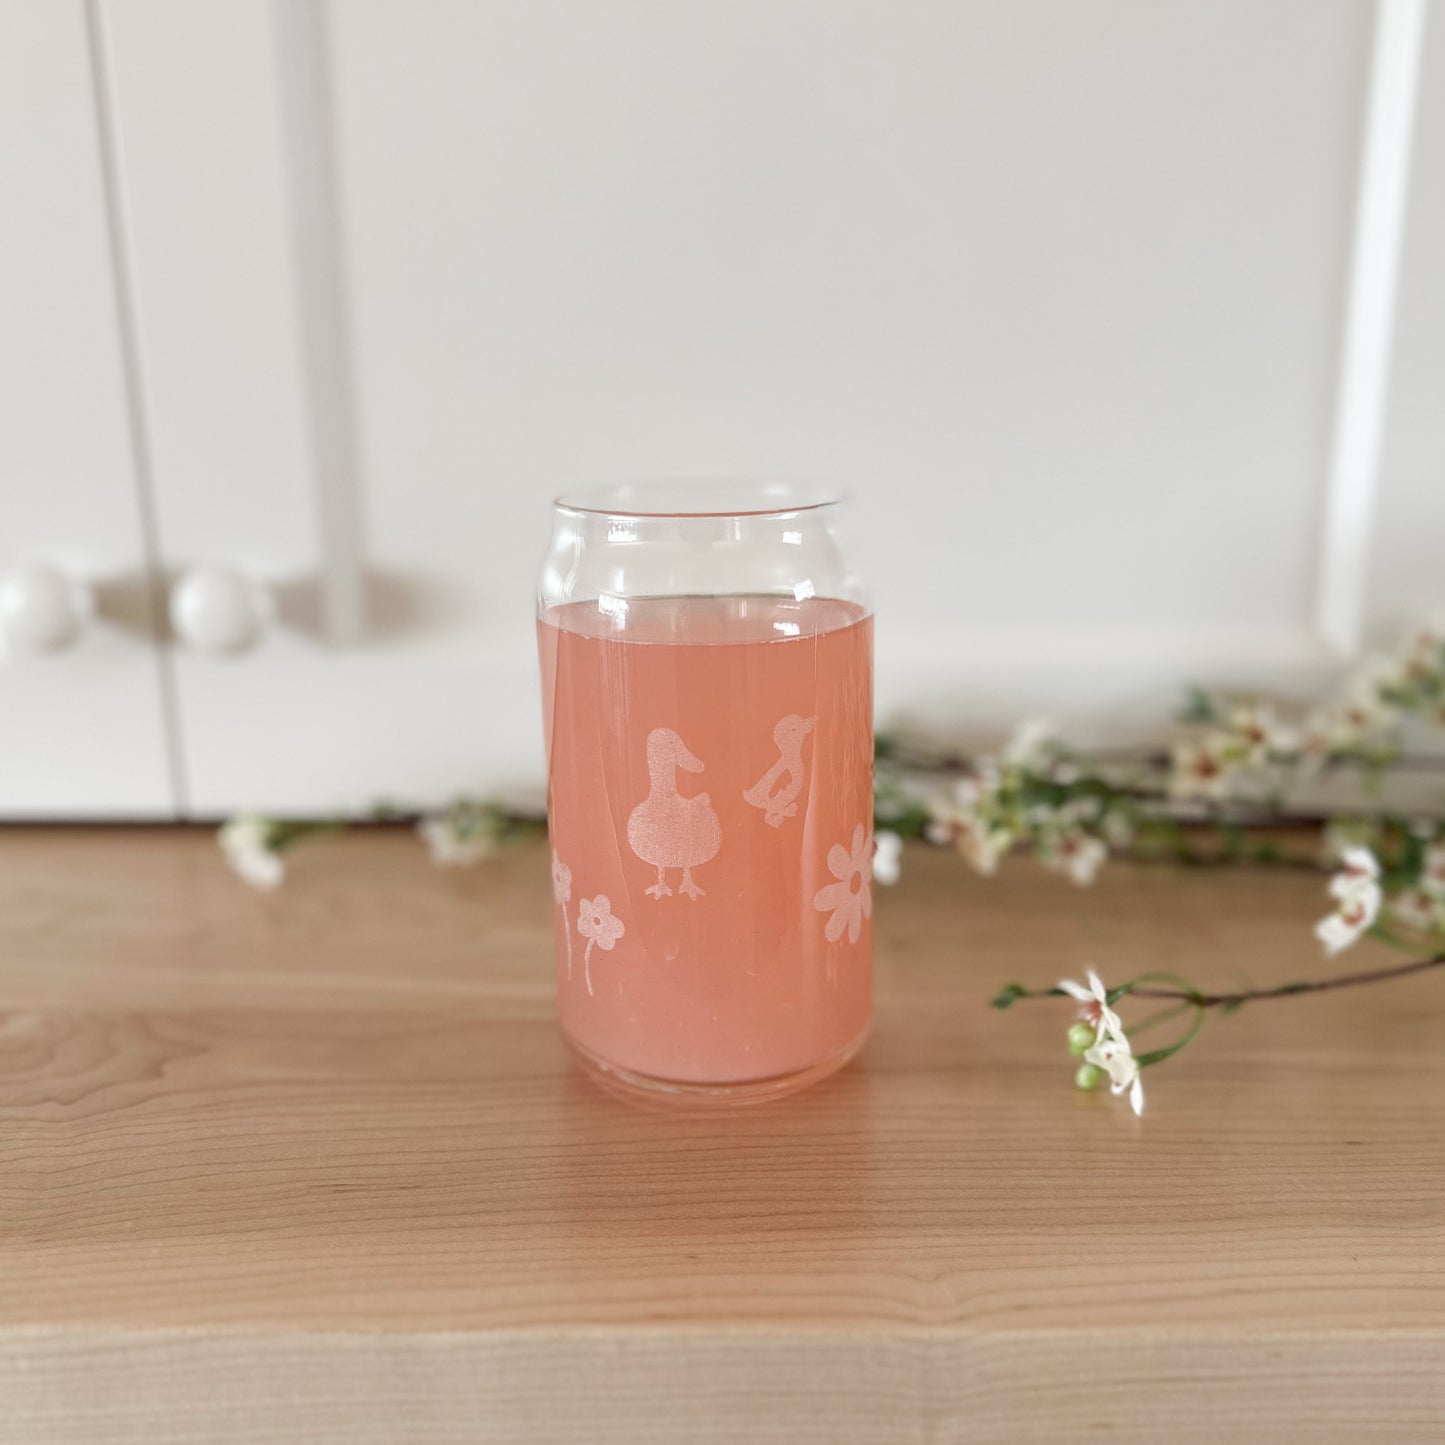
xmin=627 ymin=728 xmax=722 ymax=899
xmin=742 ymin=714 xmax=816 ymax=827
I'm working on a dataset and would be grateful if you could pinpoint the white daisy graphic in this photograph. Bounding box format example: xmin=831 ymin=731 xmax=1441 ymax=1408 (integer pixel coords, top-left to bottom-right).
xmin=813 ymin=823 xmax=874 ymax=945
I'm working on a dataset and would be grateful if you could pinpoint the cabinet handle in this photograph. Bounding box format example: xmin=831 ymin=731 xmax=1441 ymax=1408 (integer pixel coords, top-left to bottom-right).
xmin=0 ymin=563 xmax=93 ymax=654
xmin=169 ymin=566 xmax=272 ymax=654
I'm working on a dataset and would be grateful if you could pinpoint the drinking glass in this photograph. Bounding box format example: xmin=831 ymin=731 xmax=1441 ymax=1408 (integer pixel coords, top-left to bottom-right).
xmin=537 ymin=482 xmax=873 ymax=1103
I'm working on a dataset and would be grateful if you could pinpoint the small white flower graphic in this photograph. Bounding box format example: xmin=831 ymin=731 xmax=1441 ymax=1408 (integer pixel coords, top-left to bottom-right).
xmin=576 ymin=893 xmax=625 ymax=996
xmin=218 ymin=816 xmax=284 ymax=891
xmin=551 ymin=850 xmax=574 ymax=979
xmin=813 ymin=823 xmax=873 ymax=944
xmin=873 ymin=830 xmax=903 ymax=887
xmin=1316 ymin=845 xmax=1382 ymax=955
xmin=551 ymin=850 xmax=572 ymax=904
xmin=1057 ymin=968 xmax=1123 ymax=1045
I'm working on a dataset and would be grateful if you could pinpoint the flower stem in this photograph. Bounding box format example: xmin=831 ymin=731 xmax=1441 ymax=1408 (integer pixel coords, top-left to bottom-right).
xmin=1132 ymin=1001 xmax=1205 ymax=1068
xmin=992 ymin=952 xmax=1445 ymax=1013
xmin=1125 ymin=952 xmax=1445 ymax=1007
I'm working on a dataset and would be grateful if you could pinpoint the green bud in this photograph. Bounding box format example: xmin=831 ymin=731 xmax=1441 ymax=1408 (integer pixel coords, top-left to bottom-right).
xmin=1066 ymin=1021 xmax=1095 ymax=1056
xmin=1074 ymin=1062 xmax=1103 ymax=1091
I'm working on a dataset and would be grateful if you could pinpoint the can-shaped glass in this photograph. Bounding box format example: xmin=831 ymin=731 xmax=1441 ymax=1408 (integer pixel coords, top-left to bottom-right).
xmin=537 ymin=482 xmax=874 ymax=1103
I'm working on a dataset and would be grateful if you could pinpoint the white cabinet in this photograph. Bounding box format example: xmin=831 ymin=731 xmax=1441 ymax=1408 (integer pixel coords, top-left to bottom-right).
xmin=3 ymin=1 xmax=1441 ymax=817
xmin=0 ymin=2 xmax=175 ymax=817
xmin=99 ymin=0 xmax=547 ymax=816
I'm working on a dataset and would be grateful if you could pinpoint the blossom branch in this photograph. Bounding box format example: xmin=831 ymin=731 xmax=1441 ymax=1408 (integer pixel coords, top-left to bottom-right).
xmin=993 ymin=950 xmax=1445 ymax=1014
xmin=1125 ymin=951 xmax=1445 ymax=1007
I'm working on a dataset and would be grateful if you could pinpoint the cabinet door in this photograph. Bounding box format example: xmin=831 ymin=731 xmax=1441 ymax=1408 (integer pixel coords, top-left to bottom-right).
xmin=0 ymin=2 xmax=176 ymax=818
xmin=1369 ymin=8 xmax=1445 ymax=636
xmin=102 ymin=0 xmax=546 ymax=817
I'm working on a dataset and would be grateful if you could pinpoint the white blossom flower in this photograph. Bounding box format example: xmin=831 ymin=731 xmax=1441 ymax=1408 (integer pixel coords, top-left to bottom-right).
xmin=924 ymin=778 xmax=1013 ymax=874
xmin=1300 ymin=673 xmax=1401 ymax=762
xmin=1402 ymin=620 xmax=1445 ymax=682
xmin=1061 ymin=969 xmax=1144 ymax=1114
xmin=1339 ymin=664 xmax=1404 ymax=729
xmin=1355 ymin=654 xmax=1409 ymax=696
xmin=1057 ymin=968 xmax=1123 ymax=1045
xmin=956 ymin=815 xmax=1013 ymax=876
xmin=951 ymin=776 xmax=989 ymax=810
xmin=1316 ymin=898 xmax=1379 ymax=955
xmin=1328 ymin=845 xmax=1381 ymax=902
xmin=872 ymin=830 xmax=902 ymax=887
xmin=1030 ymin=797 xmax=1100 ymax=830
xmin=576 ymin=893 xmax=625 ymax=995
xmin=1101 ymin=810 xmax=1136 ymax=848
xmin=1420 ymin=844 xmax=1445 ymax=901
xmin=1041 ymin=829 xmax=1107 ymax=887
xmin=1003 ymin=718 xmax=1055 ymax=769
xmin=1390 ymin=888 xmax=1445 ymax=935
xmin=1060 ymin=795 xmax=1103 ymax=826
xmin=1169 ymin=739 xmax=1229 ymax=800
xmin=1229 ymin=704 xmax=1296 ymax=763
xmin=923 ymin=783 xmax=973 ymax=838
xmin=218 ymin=815 xmax=284 ymax=891
xmin=1297 ymin=714 xmax=1340 ymax=765
xmin=418 ymin=813 xmax=498 ymax=867
xmin=1316 ymin=846 xmax=1382 ymax=955
xmin=1084 ymin=1033 xmax=1145 ymax=1117
xmin=813 ymin=822 xmax=874 ymax=943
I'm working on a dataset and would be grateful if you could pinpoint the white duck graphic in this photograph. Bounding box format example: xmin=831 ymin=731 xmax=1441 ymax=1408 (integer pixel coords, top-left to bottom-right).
xmin=627 ymin=728 xmax=722 ymax=899
xmin=743 ymin=714 xmax=816 ymax=827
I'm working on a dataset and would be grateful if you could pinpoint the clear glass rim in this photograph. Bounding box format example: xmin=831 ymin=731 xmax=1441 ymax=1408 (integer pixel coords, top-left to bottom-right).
xmin=552 ymin=478 xmax=844 ymax=520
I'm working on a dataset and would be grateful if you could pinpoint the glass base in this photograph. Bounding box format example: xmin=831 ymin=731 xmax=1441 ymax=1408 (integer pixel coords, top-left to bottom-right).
xmin=564 ymin=1024 xmax=869 ymax=1108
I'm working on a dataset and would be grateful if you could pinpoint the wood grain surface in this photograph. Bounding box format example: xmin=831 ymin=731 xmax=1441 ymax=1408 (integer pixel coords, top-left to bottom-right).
xmin=0 ymin=826 xmax=1442 ymax=1442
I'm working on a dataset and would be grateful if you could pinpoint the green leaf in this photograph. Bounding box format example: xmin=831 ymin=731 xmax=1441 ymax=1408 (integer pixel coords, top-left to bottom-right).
xmin=991 ymin=984 xmax=1026 ymax=1010
xmin=1178 ymin=685 xmax=1224 ymax=725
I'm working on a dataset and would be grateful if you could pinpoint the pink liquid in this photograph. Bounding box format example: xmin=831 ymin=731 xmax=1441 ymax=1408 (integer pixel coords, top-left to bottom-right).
xmin=538 ymin=595 xmax=874 ymax=1090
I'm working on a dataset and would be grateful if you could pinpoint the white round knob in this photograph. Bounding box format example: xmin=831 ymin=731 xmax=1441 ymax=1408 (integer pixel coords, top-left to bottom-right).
xmin=0 ymin=563 xmax=93 ymax=654
xmin=169 ymin=566 xmax=271 ymax=654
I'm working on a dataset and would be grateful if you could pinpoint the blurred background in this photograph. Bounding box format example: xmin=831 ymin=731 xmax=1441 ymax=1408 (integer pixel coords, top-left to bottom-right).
xmin=3 ymin=0 xmax=1441 ymax=819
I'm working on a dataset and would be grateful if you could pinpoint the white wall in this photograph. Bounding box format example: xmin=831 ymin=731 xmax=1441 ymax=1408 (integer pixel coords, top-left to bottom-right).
xmin=2 ymin=0 xmax=1441 ymax=816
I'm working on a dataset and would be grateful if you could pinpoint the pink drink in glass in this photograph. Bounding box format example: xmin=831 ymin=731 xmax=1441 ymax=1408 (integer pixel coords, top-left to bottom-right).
xmin=538 ymin=594 xmax=873 ymax=1097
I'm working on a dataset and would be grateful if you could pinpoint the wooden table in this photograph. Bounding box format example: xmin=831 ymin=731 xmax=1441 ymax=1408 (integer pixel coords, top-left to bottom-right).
xmin=1 ymin=827 xmax=1441 ymax=1442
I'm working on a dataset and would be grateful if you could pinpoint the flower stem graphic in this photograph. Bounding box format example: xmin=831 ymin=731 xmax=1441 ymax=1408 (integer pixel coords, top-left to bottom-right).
xmin=584 ymin=939 xmax=595 ymax=996
xmin=562 ymin=902 xmax=573 ymax=980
